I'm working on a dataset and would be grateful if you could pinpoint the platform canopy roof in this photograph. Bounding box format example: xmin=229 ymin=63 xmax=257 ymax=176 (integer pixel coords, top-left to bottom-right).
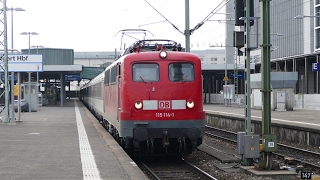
xmin=80 ymin=67 xmax=105 ymax=80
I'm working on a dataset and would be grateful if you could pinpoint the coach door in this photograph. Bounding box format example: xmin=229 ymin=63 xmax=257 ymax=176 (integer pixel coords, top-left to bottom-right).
xmin=116 ymin=64 xmax=121 ymax=121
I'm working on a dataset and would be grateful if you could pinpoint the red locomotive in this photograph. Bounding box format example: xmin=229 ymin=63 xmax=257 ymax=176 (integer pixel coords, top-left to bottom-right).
xmin=80 ymin=39 xmax=205 ymax=155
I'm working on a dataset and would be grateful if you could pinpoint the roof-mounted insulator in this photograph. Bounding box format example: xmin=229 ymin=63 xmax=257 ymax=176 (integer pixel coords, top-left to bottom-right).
xmin=156 ymin=44 xmax=163 ymax=51
xmin=135 ymin=46 xmax=140 ymax=53
xmin=177 ymin=43 xmax=182 ymax=51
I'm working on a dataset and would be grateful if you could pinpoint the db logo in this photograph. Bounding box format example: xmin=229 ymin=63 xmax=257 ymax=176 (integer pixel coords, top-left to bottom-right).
xmin=159 ymin=101 xmax=171 ymax=109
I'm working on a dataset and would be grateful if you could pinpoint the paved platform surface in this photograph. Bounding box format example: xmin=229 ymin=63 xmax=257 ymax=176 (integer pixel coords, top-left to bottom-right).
xmin=0 ymin=99 xmax=148 ymax=180
xmin=204 ymin=104 xmax=320 ymax=130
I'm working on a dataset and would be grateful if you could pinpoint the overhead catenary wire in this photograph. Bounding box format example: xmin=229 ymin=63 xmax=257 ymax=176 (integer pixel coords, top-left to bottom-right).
xmin=139 ymin=20 xmax=167 ymax=28
xmin=143 ymin=0 xmax=229 ymax=49
xmin=189 ymin=0 xmax=229 ymax=34
xmin=144 ymin=0 xmax=184 ymax=35
xmin=142 ymin=0 xmax=167 ymax=25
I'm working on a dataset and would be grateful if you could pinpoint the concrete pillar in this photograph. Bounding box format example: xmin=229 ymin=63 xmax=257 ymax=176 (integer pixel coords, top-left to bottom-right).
xmin=304 ymin=57 xmax=308 ymax=94
xmin=60 ymin=73 xmax=64 ymax=106
xmin=275 ymin=61 xmax=279 ymax=71
xmin=317 ymin=55 xmax=319 ymax=94
xmin=284 ymin=60 xmax=287 ymax=72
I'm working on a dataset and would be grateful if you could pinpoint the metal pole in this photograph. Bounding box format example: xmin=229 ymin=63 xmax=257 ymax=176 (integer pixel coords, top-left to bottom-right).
xmin=60 ymin=73 xmax=63 ymax=106
xmin=28 ymin=72 xmax=31 ymax=112
xmin=317 ymin=56 xmax=319 ymax=94
xmin=224 ymin=62 xmax=227 ymax=106
xmin=261 ymin=0 xmax=272 ymax=150
xmin=17 ymin=72 xmax=21 ymax=121
xmin=245 ymin=0 xmax=252 ymax=136
xmin=28 ymin=36 xmax=30 ymax=112
xmin=11 ymin=8 xmax=13 ymax=52
xmin=301 ymin=75 xmax=304 ymax=108
xmin=3 ymin=2 xmax=10 ymax=122
xmin=10 ymin=8 xmax=14 ymax=121
xmin=28 ymin=33 xmax=30 ymax=54
xmin=37 ymin=46 xmax=39 ymax=104
xmin=185 ymin=0 xmax=190 ymax=52
xmin=28 ymin=33 xmax=31 ymax=112
xmin=11 ymin=73 xmax=14 ymax=121
xmin=259 ymin=0 xmax=279 ymax=170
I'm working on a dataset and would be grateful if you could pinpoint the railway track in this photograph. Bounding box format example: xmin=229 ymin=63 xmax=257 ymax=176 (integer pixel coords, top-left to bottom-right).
xmin=205 ymin=125 xmax=320 ymax=173
xmin=138 ymin=157 xmax=218 ymax=180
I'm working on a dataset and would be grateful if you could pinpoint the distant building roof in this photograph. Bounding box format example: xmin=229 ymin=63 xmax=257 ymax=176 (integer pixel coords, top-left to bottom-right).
xmin=191 ymin=49 xmax=225 ymax=54
xmin=74 ymin=51 xmax=120 ymax=59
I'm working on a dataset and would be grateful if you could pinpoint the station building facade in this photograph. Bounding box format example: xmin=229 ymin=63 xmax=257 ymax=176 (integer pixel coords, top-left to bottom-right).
xmin=223 ymin=0 xmax=320 ymax=109
xmin=225 ymin=0 xmax=320 ymax=94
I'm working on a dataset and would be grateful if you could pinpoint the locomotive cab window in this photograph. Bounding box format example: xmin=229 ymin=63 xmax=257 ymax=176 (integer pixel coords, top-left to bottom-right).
xmin=132 ymin=63 xmax=159 ymax=82
xmin=169 ymin=63 xmax=194 ymax=82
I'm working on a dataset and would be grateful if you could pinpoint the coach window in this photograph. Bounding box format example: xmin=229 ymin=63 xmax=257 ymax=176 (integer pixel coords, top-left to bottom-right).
xmin=132 ymin=63 xmax=159 ymax=82
xmin=169 ymin=63 xmax=194 ymax=82
xmin=104 ymin=70 xmax=110 ymax=86
xmin=110 ymin=66 xmax=117 ymax=84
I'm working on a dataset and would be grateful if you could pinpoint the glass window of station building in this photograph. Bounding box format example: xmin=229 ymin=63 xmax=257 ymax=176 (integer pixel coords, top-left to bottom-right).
xmin=223 ymin=0 xmax=320 ymax=95
xmin=316 ymin=4 xmax=320 ymax=49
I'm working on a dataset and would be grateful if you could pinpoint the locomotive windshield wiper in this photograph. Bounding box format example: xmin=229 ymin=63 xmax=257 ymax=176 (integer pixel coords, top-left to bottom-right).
xmin=181 ymin=75 xmax=188 ymax=82
xmin=136 ymin=72 xmax=147 ymax=84
xmin=181 ymin=70 xmax=192 ymax=82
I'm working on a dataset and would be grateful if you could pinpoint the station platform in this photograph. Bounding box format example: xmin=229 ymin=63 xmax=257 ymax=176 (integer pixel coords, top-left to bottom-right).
xmin=203 ymin=104 xmax=320 ymax=130
xmin=0 ymin=99 xmax=148 ymax=180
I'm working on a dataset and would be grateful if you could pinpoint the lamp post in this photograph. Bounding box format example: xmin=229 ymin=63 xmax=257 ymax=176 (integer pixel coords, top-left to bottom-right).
xmin=20 ymin=32 xmax=39 ymax=53
xmin=20 ymin=32 xmax=39 ymax=112
xmin=1 ymin=7 xmax=25 ymax=121
xmin=0 ymin=7 xmax=25 ymax=52
xmin=294 ymin=14 xmax=319 ymax=102
xmin=31 ymin=45 xmax=44 ymax=54
xmin=7 ymin=7 xmax=25 ymax=52
xmin=31 ymin=45 xmax=43 ymax=87
xmin=294 ymin=15 xmax=320 ymax=19
xmin=31 ymin=45 xmax=44 ymax=97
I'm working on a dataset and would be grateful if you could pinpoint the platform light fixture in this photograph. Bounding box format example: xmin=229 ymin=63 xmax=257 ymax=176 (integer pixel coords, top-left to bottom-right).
xmin=294 ymin=15 xmax=320 ymax=19
xmin=20 ymin=32 xmax=39 ymax=112
xmin=20 ymin=32 xmax=39 ymax=54
xmin=31 ymin=45 xmax=45 ymax=54
xmin=0 ymin=7 xmax=25 ymax=52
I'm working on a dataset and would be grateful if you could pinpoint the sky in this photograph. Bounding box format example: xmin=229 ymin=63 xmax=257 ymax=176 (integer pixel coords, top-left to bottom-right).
xmin=5 ymin=0 xmax=229 ymax=52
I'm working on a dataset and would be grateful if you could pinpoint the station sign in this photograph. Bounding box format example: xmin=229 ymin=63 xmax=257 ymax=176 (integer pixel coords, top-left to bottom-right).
xmin=0 ymin=74 xmax=17 ymax=81
xmin=65 ymin=74 xmax=80 ymax=81
xmin=230 ymin=73 xmax=244 ymax=79
xmin=312 ymin=63 xmax=320 ymax=72
xmin=0 ymin=54 xmax=43 ymax=72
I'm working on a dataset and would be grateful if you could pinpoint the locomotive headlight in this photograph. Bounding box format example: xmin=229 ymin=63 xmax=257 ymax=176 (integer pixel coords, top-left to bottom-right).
xmin=135 ymin=101 xmax=143 ymax=109
xmin=187 ymin=100 xmax=194 ymax=108
xmin=159 ymin=51 xmax=167 ymax=59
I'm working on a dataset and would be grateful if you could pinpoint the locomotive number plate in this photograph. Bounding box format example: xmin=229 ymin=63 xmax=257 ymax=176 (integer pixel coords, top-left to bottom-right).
xmin=155 ymin=113 xmax=174 ymax=118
